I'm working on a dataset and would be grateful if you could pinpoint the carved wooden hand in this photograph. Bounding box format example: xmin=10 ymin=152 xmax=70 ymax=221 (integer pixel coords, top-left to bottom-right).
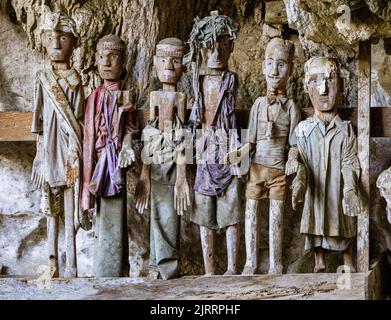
xmin=292 ymin=182 xmax=305 ymax=211
xmin=118 ymin=133 xmax=135 ymax=168
xmin=291 ymin=161 xmax=306 ymax=211
xmin=285 ymin=158 xmax=299 ymax=176
xmin=343 ymin=190 xmax=361 ymax=217
xmin=285 ymin=146 xmax=299 ymax=176
xmin=224 ymin=142 xmax=251 ymax=165
xmin=135 ymin=168 xmax=151 ymax=214
xmin=118 ymin=147 xmax=135 ymax=168
xmin=65 ymin=155 xmax=79 ymax=187
xmin=174 ymin=177 xmax=191 ymax=216
xmin=32 ymin=135 xmax=45 ymax=190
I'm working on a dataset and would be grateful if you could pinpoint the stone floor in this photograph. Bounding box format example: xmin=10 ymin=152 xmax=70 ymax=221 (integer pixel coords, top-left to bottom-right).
xmin=0 ymin=273 xmax=366 ymax=300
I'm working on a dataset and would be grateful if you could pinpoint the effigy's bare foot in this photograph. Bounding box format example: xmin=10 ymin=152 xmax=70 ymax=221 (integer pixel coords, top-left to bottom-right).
xmin=268 ymin=265 xmax=283 ymax=275
xmin=203 ymin=272 xmax=216 ymax=277
xmin=342 ymin=261 xmax=356 ymax=273
xmin=44 ymin=262 xmax=60 ymax=279
xmin=241 ymin=265 xmax=257 ymax=275
xmin=224 ymin=269 xmax=239 ymax=276
xmin=343 ymin=246 xmax=356 ymax=273
xmin=64 ymin=268 xmax=77 ymax=278
xmin=314 ymin=248 xmax=326 ymax=273
xmin=148 ymin=269 xmax=160 ymax=280
xmin=48 ymin=257 xmax=59 ymax=278
xmin=313 ymin=264 xmax=326 ymax=273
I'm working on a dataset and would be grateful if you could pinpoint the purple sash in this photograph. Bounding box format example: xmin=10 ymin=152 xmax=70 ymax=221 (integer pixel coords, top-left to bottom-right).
xmin=89 ymin=91 xmax=123 ymax=197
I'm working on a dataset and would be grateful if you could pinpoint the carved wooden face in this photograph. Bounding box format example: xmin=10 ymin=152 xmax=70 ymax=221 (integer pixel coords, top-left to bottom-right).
xmin=263 ymin=46 xmax=292 ymax=91
xmin=203 ymin=35 xmax=233 ymax=70
xmin=43 ymin=30 xmax=77 ymax=63
xmin=308 ymin=71 xmax=342 ymax=112
xmin=154 ymin=54 xmax=183 ymax=85
xmin=96 ymin=46 xmax=126 ymax=81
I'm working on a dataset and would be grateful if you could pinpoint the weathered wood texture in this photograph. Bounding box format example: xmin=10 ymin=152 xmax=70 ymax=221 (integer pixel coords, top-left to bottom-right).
xmin=0 ymin=113 xmax=36 ymax=141
xmin=357 ymin=41 xmax=371 ymax=273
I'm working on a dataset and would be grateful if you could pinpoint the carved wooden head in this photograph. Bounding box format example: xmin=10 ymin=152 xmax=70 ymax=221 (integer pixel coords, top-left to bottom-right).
xmin=202 ymin=34 xmax=234 ymax=70
xmin=40 ymin=10 xmax=78 ymax=63
xmin=305 ymin=57 xmax=343 ymax=112
xmin=185 ymin=13 xmax=237 ymax=74
xmin=96 ymin=34 xmax=127 ymax=81
xmin=42 ymin=30 xmax=77 ymax=63
xmin=263 ymin=37 xmax=294 ymax=91
xmin=154 ymin=38 xmax=184 ymax=85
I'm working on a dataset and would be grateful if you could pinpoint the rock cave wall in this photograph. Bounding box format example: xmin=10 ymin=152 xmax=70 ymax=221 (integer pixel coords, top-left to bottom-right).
xmin=0 ymin=0 xmax=390 ymax=277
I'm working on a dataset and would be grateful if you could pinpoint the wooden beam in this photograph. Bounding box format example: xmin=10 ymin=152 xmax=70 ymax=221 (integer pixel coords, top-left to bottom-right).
xmin=0 ymin=112 xmax=36 ymax=142
xmin=2 ymin=106 xmax=391 ymax=142
xmin=357 ymin=41 xmax=371 ymax=273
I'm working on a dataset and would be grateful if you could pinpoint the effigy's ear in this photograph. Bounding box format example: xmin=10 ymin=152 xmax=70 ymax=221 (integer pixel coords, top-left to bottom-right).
xmin=303 ymin=78 xmax=309 ymax=93
xmin=94 ymin=51 xmax=99 ymax=66
xmin=288 ymin=62 xmax=294 ymax=77
xmin=75 ymin=36 xmax=81 ymax=48
xmin=41 ymin=31 xmax=48 ymax=47
xmin=182 ymin=64 xmax=187 ymax=73
xmin=340 ymin=75 xmax=345 ymax=92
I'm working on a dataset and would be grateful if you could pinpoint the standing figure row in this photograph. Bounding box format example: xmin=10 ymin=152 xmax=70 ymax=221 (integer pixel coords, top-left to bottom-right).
xmin=31 ymin=8 xmax=361 ymax=279
xmin=32 ymin=10 xmax=138 ymax=278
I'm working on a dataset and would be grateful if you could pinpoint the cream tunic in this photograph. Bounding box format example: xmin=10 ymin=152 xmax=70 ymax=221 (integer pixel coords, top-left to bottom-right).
xmin=295 ymin=115 xmax=359 ymax=250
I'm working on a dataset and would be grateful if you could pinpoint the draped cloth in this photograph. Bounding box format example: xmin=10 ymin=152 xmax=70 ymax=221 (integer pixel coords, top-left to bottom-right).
xmin=142 ymin=114 xmax=186 ymax=185
xmin=31 ymin=67 xmax=84 ymax=221
xmin=89 ymin=91 xmax=123 ymax=197
xmin=194 ymin=71 xmax=240 ymax=196
xmin=295 ymin=115 xmax=359 ymax=251
xmin=81 ymin=82 xmax=138 ymax=211
xmin=142 ymin=114 xmax=186 ymax=279
xmin=82 ymin=81 xmax=137 ymax=277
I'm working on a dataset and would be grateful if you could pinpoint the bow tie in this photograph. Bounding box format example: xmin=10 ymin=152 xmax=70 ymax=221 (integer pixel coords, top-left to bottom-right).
xmin=267 ymin=91 xmax=287 ymax=104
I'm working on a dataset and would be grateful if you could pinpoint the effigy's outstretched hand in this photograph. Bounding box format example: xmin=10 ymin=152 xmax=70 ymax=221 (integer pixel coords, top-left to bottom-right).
xmin=65 ymin=154 xmax=79 ymax=187
xmin=118 ymin=147 xmax=136 ymax=168
xmin=135 ymin=175 xmax=150 ymax=214
xmin=119 ymin=133 xmax=136 ymax=168
xmin=343 ymin=190 xmax=362 ymax=217
xmin=291 ymin=182 xmax=305 ymax=211
xmin=174 ymin=177 xmax=191 ymax=216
